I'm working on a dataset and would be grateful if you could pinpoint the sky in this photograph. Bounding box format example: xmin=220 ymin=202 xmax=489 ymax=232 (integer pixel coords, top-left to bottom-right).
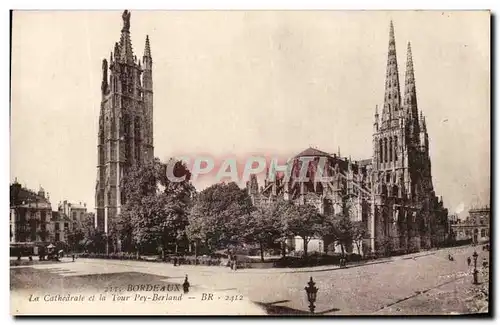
xmin=11 ymin=10 xmax=490 ymax=218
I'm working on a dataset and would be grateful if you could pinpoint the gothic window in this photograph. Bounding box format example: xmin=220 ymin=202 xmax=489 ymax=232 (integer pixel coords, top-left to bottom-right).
xmin=389 ymin=137 xmax=393 ymax=162
xmin=120 ymin=191 xmax=126 ymax=205
xmin=379 ymin=139 xmax=383 ymax=165
xmin=382 ymin=184 xmax=387 ymax=196
xmin=393 ymin=185 xmax=399 ymax=197
xmin=384 ymin=138 xmax=388 ymax=163
xmin=394 ymin=136 xmax=398 ymax=161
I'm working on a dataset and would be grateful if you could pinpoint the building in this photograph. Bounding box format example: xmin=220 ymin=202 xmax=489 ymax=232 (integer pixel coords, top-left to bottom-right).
xmin=10 ymin=181 xmax=52 ymax=244
xmin=50 ymin=211 xmax=71 ymax=243
xmin=95 ymin=10 xmax=154 ymax=235
xmin=451 ymin=206 xmax=490 ymax=244
xmin=248 ymin=22 xmax=449 ymax=255
xmin=58 ymin=200 xmax=87 ymax=226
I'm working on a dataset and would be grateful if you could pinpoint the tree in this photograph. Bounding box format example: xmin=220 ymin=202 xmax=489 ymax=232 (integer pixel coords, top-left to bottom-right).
xmin=318 ymin=211 xmax=338 ymax=254
xmin=280 ymin=202 xmax=323 ymax=258
xmin=67 ymin=227 xmax=84 ymax=252
xmin=80 ymin=214 xmax=106 ymax=253
xmin=334 ymin=211 xmax=354 ymax=256
xmin=187 ymin=182 xmax=254 ymax=252
xmin=120 ymin=158 xmax=194 ymax=256
xmin=352 ymin=221 xmax=368 ymax=255
xmin=241 ymin=204 xmax=283 ymax=262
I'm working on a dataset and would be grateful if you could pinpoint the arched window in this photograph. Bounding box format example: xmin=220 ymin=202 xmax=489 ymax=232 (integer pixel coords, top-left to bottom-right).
xmin=393 ymin=185 xmax=399 ymax=197
xmin=394 ymin=136 xmax=398 ymax=161
xmin=389 ymin=137 xmax=393 ymax=162
xmin=384 ymin=138 xmax=388 ymax=163
xmin=379 ymin=139 xmax=383 ymax=164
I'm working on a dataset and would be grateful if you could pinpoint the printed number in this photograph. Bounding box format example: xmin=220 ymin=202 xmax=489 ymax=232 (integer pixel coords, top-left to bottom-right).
xmin=225 ymin=295 xmax=243 ymax=302
xmin=104 ymin=286 xmax=120 ymax=293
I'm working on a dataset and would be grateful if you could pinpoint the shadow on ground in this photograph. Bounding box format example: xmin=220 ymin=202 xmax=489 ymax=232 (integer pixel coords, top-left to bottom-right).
xmin=254 ymin=300 xmax=340 ymax=315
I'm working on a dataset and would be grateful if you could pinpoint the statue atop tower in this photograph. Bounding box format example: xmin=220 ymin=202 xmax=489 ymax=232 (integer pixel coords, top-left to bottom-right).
xmin=122 ymin=10 xmax=131 ymax=32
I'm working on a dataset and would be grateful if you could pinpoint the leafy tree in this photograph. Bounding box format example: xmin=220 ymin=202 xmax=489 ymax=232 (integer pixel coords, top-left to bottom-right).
xmin=120 ymin=158 xmax=194 ymax=256
xmin=318 ymin=211 xmax=338 ymax=254
xmin=334 ymin=209 xmax=354 ymax=256
xmin=67 ymin=227 xmax=84 ymax=252
xmin=352 ymin=221 xmax=368 ymax=255
xmin=80 ymin=213 xmax=105 ymax=253
xmin=280 ymin=202 xmax=323 ymax=258
xmin=241 ymin=204 xmax=283 ymax=262
xmin=187 ymin=182 xmax=254 ymax=253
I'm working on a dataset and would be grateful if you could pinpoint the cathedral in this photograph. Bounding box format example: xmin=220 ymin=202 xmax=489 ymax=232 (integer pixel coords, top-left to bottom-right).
xmin=95 ymin=10 xmax=154 ymax=234
xmin=248 ymin=22 xmax=449 ymax=255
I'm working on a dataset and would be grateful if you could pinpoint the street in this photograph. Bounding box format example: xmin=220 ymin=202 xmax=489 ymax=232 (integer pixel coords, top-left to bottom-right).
xmin=10 ymin=245 xmax=489 ymax=315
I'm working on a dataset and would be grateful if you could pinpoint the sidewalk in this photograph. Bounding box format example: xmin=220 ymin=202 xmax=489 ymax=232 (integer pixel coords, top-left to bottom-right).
xmin=372 ymin=266 xmax=490 ymax=315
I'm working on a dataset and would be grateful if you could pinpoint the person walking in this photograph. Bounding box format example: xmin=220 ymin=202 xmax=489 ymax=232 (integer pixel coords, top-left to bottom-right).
xmin=467 ymin=256 xmax=471 ymax=267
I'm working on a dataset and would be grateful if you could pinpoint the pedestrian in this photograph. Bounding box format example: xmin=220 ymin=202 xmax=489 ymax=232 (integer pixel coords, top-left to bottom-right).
xmin=232 ymin=255 xmax=238 ymax=271
xmin=467 ymin=256 xmax=471 ymax=267
xmin=72 ymin=254 xmax=75 ymax=262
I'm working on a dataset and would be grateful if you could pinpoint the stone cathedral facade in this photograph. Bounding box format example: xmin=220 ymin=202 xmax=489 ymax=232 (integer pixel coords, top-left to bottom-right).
xmin=249 ymin=22 xmax=449 ymax=255
xmin=95 ymin=11 xmax=154 ymax=234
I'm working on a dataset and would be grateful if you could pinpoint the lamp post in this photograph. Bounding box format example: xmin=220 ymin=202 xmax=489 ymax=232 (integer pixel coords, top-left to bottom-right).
xmin=304 ymin=277 xmax=318 ymax=314
xmin=472 ymin=251 xmax=479 ymax=285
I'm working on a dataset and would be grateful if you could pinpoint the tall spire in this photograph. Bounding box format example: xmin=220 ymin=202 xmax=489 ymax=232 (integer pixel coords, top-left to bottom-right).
xmin=403 ymin=41 xmax=418 ymax=120
xmin=144 ymin=35 xmax=152 ymax=58
xmin=119 ymin=10 xmax=134 ymax=64
xmin=381 ymin=20 xmax=402 ymax=127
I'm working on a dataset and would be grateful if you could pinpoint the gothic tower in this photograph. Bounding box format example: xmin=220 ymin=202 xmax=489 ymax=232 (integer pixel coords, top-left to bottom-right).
xmin=95 ymin=10 xmax=154 ymax=235
xmin=371 ymin=21 xmax=440 ymax=253
xmin=371 ymin=21 xmax=407 ymax=251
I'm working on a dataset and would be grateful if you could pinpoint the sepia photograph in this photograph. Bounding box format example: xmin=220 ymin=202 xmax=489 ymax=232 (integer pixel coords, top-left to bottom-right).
xmin=9 ymin=10 xmax=490 ymax=316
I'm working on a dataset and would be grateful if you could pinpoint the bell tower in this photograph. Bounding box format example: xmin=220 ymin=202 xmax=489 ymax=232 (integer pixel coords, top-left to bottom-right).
xmin=95 ymin=10 xmax=154 ymax=240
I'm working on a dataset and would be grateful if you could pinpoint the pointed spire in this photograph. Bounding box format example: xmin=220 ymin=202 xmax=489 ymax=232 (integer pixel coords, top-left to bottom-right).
xmin=404 ymin=41 xmax=420 ymax=142
xmin=144 ymin=35 xmax=152 ymax=58
xmin=404 ymin=41 xmax=418 ymax=119
xmin=381 ymin=20 xmax=402 ymax=127
xmin=119 ymin=10 xmax=134 ymax=64
xmin=248 ymin=174 xmax=259 ymax=194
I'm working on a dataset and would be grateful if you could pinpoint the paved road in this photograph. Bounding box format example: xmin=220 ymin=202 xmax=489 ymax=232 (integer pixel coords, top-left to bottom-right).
xmin=10 ymin=245 xmax=489 ymax=315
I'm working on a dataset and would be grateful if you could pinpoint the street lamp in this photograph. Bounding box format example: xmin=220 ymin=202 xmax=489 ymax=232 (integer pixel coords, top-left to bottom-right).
xmin=472 ymin=251 xmax=479 ymax=285
xmin=304 ymin=277 xmax=318 ymax=314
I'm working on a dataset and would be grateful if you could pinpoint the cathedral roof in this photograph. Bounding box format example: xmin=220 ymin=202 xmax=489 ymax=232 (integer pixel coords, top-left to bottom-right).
xmin=294 ymin=147 xmax=332 ymax=158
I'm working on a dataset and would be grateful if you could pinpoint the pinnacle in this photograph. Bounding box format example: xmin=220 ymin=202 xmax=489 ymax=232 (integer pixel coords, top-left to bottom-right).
xmin=381 ymin=20 xmax=401 ymax=123
xmin=389 ymin=20 xmax=395 ymax=43
xmin=406 ymin=42 xmax=414 ymax=72
xmin=144 ymin=35 xmax=152 ymax=58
